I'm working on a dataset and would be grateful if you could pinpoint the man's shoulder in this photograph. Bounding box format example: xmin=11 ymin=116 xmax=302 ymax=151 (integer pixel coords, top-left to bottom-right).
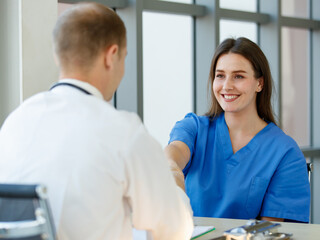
xmin=93 ymin=104 xmax=146 ymax=140
xmin=110 ymin=109 xmax=143 ymax=131
xmin=1 ymin=92 xmax=47 ymax=122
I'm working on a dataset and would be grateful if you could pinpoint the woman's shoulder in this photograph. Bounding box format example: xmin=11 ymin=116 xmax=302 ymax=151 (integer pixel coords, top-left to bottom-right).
xmin=177 ymin=112 xmax=215 ymax=129
xmin=266 ymin=123 xmax=301 ymax=151
xmin=183 ymin=112 xmax=217 ymax=123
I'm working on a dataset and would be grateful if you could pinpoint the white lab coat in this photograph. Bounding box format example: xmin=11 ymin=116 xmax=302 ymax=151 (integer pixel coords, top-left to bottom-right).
xmin=0 ymin=79 xmax=193 ymax=240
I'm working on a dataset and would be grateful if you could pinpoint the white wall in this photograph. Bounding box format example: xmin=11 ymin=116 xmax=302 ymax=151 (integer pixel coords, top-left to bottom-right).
xmin=0 ymin=0 xmax=58 ymax=127
xmin=20 ymin=0 xmax=58 ymax=100
xmin=0 ymin=0 xmax=20 ymax=125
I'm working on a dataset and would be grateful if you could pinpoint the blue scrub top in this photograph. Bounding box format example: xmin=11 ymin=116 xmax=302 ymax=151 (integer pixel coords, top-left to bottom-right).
xmin=169 ymin=112 xmax=310 ymax=222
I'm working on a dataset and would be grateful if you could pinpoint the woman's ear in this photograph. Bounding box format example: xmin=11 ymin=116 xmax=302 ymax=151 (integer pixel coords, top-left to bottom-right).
xmin=257 ymin=77 xmax=264 ymax=92
xmin=104 ymin=44 xmax=119 ymax=69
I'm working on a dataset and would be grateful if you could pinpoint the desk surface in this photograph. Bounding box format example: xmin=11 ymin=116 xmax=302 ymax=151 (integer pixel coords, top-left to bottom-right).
xmin=193 ymin=217 xmax=320 ymax=240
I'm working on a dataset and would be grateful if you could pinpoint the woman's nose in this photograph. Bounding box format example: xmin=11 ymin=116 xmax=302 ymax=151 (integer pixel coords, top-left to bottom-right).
xmin=223 ymin=77 xmax=234 ymax=90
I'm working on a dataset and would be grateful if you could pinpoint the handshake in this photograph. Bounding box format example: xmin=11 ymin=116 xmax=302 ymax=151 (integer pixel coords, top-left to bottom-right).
xmin=168 ymin=158 xmax=186 ymax=191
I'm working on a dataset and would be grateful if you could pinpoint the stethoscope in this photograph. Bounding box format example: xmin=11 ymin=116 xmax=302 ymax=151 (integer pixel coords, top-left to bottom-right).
xmin=49 ymin=82 xmax=92 ymax=95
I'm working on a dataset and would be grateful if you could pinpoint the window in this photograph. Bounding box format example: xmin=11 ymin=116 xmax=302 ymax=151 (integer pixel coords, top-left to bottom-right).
xmin=220 ymin=20 xmax=257 ymax=43
xmin=143 ymin=11 xmax=193 ymax=147
xmin=220 ymin=0 xmax=257 ymax=12
xmin=159 ymin=0 xmax=192 ymax=3
xmin=281 ymin=27 xmax=310 ymax=147
xmin=281 ymin=0 xmax=309 ymax=18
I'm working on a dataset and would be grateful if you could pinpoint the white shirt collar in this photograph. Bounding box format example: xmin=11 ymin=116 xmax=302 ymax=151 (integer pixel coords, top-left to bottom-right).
xmin=58 ymin=78 xmax=104 ymax=100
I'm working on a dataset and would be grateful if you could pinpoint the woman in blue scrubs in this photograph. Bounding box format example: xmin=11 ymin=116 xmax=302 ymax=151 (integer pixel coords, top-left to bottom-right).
xmin=165 ymin=37 xmax=310 ymax=222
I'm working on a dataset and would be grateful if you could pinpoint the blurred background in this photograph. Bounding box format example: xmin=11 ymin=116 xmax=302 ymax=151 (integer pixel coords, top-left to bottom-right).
xmin=0 ymin=0 xmax=319 ymax=223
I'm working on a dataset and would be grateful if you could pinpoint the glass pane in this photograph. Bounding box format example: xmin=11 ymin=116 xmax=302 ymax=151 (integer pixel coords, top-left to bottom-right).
xmin=143 ymin=12 xmax=193 ymax=147
xmin=281 ymin=0 xmax=309 ymax=18
xmin=220 ymin=0 xmax=257 ymax=12
xmin=158 ymin=0 xmax=193 ymax=3
xmin=281 ymin=27 xmax=310 ymax=147
xmin=220 ymin=20 xmax=257 ymax=43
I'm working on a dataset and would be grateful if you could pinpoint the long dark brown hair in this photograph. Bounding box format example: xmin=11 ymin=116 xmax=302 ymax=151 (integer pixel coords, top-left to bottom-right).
xmin=206 ymin=37 xmax=277 ymax=125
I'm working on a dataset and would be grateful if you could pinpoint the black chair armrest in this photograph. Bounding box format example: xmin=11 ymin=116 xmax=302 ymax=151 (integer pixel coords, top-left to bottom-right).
xmin=0 ymin=184 xmax=45 ymax=199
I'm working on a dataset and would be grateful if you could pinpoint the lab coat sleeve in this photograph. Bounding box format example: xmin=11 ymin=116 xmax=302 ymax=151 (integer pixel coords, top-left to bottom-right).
xmin=123 ymin=123 xmax=194 ymax=240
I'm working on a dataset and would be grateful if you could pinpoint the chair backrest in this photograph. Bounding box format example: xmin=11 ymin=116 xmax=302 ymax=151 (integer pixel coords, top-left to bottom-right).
xmin=307 ymin=162 xmax=313 ymax=182
xmin=0 ymin=184 xmax=56 ymax=240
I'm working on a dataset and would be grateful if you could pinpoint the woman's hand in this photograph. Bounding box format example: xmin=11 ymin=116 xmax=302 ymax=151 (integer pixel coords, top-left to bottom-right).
xmin=165 ymin=141 xmax=191 ymax=192
xmin=168 ymin=158 xmax=186 ymax=191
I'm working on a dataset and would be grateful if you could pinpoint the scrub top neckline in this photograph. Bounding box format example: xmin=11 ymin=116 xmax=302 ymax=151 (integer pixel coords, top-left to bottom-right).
xmin=218 ymin=112 xmax=274 ymax=161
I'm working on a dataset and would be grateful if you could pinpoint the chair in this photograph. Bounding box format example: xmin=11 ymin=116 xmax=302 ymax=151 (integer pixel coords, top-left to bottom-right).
xmin=307 ymin=162 xmax=313 ymax=183
xmin=307 ymin=162 xmax=313 ymax=223
xmin=0 ymin=184 xmax=56 ymax=240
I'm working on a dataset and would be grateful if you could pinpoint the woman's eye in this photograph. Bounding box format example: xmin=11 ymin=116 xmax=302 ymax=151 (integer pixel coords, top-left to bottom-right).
xmin=235 ymin=75 xmax=244 ymax=79
xmin=216 ymin=74 xmax=224 ymax=78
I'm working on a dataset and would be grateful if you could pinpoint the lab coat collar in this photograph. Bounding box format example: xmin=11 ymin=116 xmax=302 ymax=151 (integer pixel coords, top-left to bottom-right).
xmin=58 ymin=79 xmax=104 ymax=100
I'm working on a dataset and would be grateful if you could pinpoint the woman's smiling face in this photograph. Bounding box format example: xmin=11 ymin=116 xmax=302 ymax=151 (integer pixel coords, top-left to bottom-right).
xmin=213 ymin=53 xmax=263 ymax=115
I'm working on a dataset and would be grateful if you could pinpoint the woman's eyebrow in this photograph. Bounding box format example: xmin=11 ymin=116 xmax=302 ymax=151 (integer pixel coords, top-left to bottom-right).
xmin=216 ymin=69 xmax=247 ymax=73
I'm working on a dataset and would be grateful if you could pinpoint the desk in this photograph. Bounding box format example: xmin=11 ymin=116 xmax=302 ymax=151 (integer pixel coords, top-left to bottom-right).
xmin=193 ymin=217 xmax=320 ymax=240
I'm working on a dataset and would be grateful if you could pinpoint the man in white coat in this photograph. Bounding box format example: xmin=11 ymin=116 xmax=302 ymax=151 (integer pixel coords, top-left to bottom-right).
xmin=0 ymin=3 xmax=193 ymax=240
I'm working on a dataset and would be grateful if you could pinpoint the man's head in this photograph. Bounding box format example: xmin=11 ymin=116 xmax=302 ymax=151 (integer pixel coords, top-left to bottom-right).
xmin=53 ymin=2 xmax=127 ymax=100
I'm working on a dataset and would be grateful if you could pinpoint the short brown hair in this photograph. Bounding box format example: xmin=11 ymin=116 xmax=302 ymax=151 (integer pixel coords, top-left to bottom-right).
xmin=53 ymin=2 xmax=126 ymax=72
xmin=206 ymin=37 xmax=277 ymax=125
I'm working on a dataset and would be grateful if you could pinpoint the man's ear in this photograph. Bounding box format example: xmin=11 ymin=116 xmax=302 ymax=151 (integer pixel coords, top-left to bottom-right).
xmin=257 ymin=77 xmax=264 ymax=92
xmin=104 ymin=44 xmax=119 ymax=69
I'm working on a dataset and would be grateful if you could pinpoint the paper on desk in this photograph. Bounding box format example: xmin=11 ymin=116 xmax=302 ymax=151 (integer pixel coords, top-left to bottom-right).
xmin=191 ymin=226 xmax=215 ymax=239
xmin=132 ymin=226 xmax=215 ymax=240
xmin=132 ymin=228 xmax=147 ymax=240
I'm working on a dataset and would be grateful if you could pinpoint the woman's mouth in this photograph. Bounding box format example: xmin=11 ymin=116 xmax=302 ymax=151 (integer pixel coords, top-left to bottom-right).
xmin=222 ymin=94 xmax=239 ymax=101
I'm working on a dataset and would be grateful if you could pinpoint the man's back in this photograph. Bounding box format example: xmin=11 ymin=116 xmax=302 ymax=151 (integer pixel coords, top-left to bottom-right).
xmin=0 ymin=82 xmax=193 ymax=239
